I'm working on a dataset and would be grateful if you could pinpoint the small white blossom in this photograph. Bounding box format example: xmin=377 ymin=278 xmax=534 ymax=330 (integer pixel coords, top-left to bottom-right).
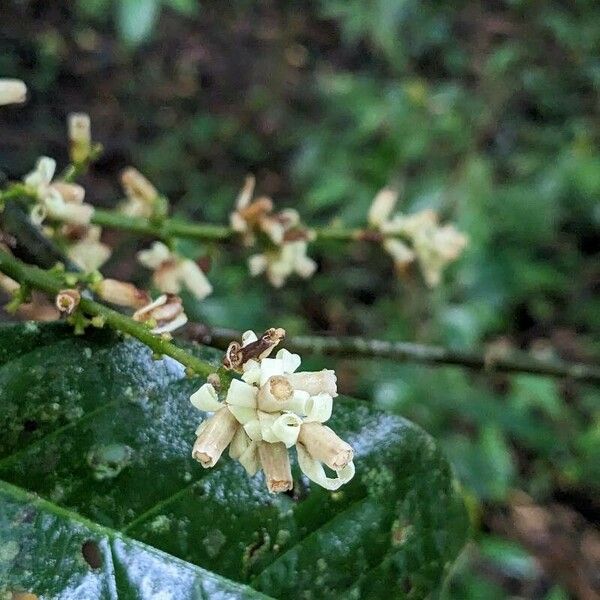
xmin=190 ymin=329 xmax=354 ymax=492
xmin=368 ymin=188 xmax=467 ymax=286
xmin=231 ymin=176 xmax=317 ymax=287
xmin=119 ymin=167 xmax=159 ymax=218
xmin=137 ymin=241 xmax=212 ymax=300
xmin=66 ymin=225 xmax=111 ymax=272
xmin=249 ymin=241 xmax=317 ymax=288
xmin=24 ymin=157 xmax=94 ymax=226
xmin=0 ymin=79 xmax=26 ymax=105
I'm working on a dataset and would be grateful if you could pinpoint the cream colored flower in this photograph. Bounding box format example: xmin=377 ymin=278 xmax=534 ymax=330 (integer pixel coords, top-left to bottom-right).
xmin=66 ymin=225 xmax=111 ymax=272
xmin=190 ymin=329 xmax=354 ymax=492
xmin=249 ymin=240 xmax=317 ymax=288
xmin=368 ymin=187 xmax=467 ymax=286
xmin=24 ymin=157 xmax=94 ymax=226
xmin=231 ymin=176 xmax=317 ymax=286
xmin=137 ymin=241 xmax=212 ymax=300
xmin=0 ymin=79 xmax=26 ymax=105
xmin=119 ymin=167 xmax=159 ymax=218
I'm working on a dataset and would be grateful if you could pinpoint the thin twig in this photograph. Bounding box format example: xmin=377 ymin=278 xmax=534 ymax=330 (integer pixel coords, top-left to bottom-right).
xmin=190 ymin=325 xmax=600 ymax=384
xmin=0 ymin=249 xmax=227 ymax=381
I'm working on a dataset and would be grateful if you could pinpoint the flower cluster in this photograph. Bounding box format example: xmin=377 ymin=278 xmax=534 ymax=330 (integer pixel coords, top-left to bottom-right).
xmin=368 ymin=187 xmax=468 ymax=286
xmin=24 ymin=157 xmax=94 ymax=227
xmin=189 ymin=329 xmax=355 ymax=492
xmin=137 ymin=241 xmax=212 ymax=301
xmin=230 ymin=176 xmax=317 ymax=287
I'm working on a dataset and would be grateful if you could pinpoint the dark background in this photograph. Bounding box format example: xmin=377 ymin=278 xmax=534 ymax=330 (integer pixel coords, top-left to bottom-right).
xmin=1 ymin=1 xmax=599 ymax=597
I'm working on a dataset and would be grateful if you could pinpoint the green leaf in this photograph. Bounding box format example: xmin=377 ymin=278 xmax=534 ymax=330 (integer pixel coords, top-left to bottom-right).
xmin=0 ymin=323 xmax=468 ymax=598
xmin=0 ymin=480 xmax=267 ymax=599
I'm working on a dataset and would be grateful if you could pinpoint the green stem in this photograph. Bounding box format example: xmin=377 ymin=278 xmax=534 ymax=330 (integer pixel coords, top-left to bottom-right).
xmin=194 ymin=325 xmax=600 ymax=384
xmin=1 ymin=183 xmax=372 ymax=244
xmin=0 ymin=249 xmax=226 ymax=381
xmin=91 ymin=209 xmax=233 ymax=241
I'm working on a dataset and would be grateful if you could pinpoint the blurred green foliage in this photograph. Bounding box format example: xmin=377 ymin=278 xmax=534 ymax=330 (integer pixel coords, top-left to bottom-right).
xmin=0 ymin=1 xmax=598 ymax=596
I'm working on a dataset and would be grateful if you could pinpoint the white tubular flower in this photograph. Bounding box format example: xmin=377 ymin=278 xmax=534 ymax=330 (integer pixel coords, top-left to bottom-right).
xmin=119 ymin=167 xmax=159 ymax=218
xmin=132 ymin=293 xmax=188 ymax=334
xmin=0 ymin=79 xmax=26 ymax=105
xmin=298 ymin=422 xmax=353 ymax=470
xmin=285 ymin=369 xmax=338 ymax=397
xmin=189 ymin=328 xmax=354 ymax=492
xmin=276 ymin=348 xmax=301 ymax=373
xmin=24 ymin=157 xmax=94 ymax=225
xmin=413 ymin=223 xmax=468 ymax=287
xmin=137 ymin=241 xmax=213 ymax=300
xmin=249 ymin=241 xmax=317 ymax=288
xmin=258 ymin=441 xmax=293 ymax=493
xmin=248 ymin=253 xmax=268 ymax=277
xmin=304 ymin=393 xmax=333 ymax=423
xmin=368 ymin=187 xmax=467 ymax=287
xmin=192 ymin=407 xmax=238 ymax=468
xmin=296 ymin=443 xmax=355 ymax=491
xmin=66 ymin=226 xmax=111 ymax=272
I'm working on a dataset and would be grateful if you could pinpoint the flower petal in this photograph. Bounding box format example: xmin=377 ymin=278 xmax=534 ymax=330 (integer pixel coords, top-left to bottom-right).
xmin=296 ymin=443 xmax=355 ymax=491
xmin=257 ymin=411 xmax=278 ymax=443
xmin=190 ymin=383 xmax=222 ymax=412
xmin=259 ymin=358 xmax=285 ymax=386
xmin=243 ymin=419 xmax=262 ymax=441
xmin=179 ymin=259 xmax=213 ymax=300
xmin=276 ymin=348 xmax=301 ymax=374
xmin=237 ymin=440 xmax=260 ymax=475
xmin=241 ymin=359 xmax=261 ymax=384
xmin=225 ymin=378 xmax=258 ymax=408
xmin=229 ymin=426 xmax=251 ymax=460
xmin=241 ymin=330 xmax=258 ymax=346
xmin=228 ymin=405 xmax=257 ymax=425
xmin=304 ymin=393 xmax=333 ymax=423
xmin=271 ymin=412 xmax=302 ymax=448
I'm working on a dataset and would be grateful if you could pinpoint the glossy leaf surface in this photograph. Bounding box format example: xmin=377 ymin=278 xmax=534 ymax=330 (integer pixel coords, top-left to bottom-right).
xmin=0 ymin=323 xmax=468 ymax=598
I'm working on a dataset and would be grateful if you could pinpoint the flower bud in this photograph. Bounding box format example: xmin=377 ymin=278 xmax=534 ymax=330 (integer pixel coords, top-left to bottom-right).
xmin=235 ymin=174 xmax=256 ymax=210
xmin=121 ymin=167 xmax=158 ymax=204
xmin=0 ymin=79 xmax=27 ymax=105
xmin=96 ymin=279 xmax=150 ymax=308
xmin=368 ymin=187 xmax=398 ymax=227
xmin=55 ymin=289 xmax=81 ymax=315
xmin=68 ymin=113 xmax=91 ymax=163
